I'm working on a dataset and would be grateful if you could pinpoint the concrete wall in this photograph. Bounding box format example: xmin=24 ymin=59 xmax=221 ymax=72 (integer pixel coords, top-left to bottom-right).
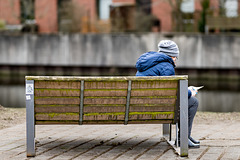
xmin=0 ymin=33 xmax=240 ymax=69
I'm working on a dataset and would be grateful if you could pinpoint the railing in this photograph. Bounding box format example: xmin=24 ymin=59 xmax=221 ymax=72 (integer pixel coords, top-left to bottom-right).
xmin=206 ymin=16 xmax=240 ymax=33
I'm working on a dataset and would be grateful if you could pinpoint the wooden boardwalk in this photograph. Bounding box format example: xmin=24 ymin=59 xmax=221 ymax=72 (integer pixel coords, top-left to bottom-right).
xmin=0 ymin=116 xmax=240 ymax=160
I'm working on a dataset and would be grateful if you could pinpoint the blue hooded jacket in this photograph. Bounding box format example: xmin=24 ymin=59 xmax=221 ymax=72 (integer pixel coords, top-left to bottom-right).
xmin=135 ymin=51 xmax=192 ymax=98
xmin=135 ymin=51 xmax=175 ymax=76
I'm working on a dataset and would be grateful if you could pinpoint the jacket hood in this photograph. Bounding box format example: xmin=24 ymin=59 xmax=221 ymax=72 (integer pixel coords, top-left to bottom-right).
xmin=135 ymin=51 xmax=175 ymax=72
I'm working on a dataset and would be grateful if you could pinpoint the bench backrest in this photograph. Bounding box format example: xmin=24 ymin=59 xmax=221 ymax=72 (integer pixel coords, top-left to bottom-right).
xmin=25 ymin=76 xmax=188 ymax=125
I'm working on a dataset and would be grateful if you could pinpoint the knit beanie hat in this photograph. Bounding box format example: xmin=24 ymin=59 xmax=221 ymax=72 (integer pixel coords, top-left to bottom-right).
xmin=158 ymin=40 xmax=179 ymax=58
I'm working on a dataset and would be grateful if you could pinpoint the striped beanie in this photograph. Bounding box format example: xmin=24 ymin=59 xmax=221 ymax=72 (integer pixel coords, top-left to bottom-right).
xmin=158 ymin=40 xmax=179 ymax=58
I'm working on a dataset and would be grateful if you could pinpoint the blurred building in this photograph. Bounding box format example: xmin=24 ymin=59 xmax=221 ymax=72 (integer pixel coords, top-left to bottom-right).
xmin=0 ymin=0 xmax=240 ymax=33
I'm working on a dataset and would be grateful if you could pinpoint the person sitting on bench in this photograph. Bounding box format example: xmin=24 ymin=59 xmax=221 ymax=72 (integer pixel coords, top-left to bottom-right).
xmin=135 ymin=40 xmax=200 ymax=148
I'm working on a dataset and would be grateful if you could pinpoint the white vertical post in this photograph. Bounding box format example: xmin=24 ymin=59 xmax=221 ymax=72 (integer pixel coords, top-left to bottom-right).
xmin=179 ymin=80 xmax=188 ymax=157
xmin=26 ymin=80 xmax=35 ymax=157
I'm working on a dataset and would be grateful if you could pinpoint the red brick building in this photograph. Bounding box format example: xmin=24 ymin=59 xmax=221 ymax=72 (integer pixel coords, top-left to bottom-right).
xmin=0 ymin=0 xmax=20 ymax=25
xmin=0 ymin=0 xmax=238 ymax=33
xmin=35 ymin=0 xmax=58 ymax=33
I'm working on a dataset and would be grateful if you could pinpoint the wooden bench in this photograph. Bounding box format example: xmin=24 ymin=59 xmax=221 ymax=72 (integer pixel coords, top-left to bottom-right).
xmin=26 ymin=76 xmax=189 ymax=157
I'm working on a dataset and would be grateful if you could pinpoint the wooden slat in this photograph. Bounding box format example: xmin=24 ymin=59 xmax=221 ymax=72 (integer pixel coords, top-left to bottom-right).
xmin=36 ymin=121 xmax=79 ymax=124
xmin=26 ymin=75 xmax=188 ymax=81
xmin=128 ymin=112 xmax=174 ymax=120
xmin=84 ymin=97 xmax=126 ymax=104
xmin=35 ymin=106 xmax=174 ymax=114
xmin=84 ymin=81 xmax=128 ymax=89
xmin=35 ymin=89 xmax=80 ymax=97
xmin=84 ymin=106 xmax=125 ymax=113
xmin=35 ymin=105 xmax=79 ymax=113
xmin=35 ymin=119 xmax=174 ymax=124
xmin=130 ymin=98 xmax=176 ymax=104
xmin=129 ymin=105 xmax=174 ymax=112
xmin=84 ymin=89 xmax=127 ymax=96
xmin=83 ymin=121 xmax=124 ymax=124
xmin=35 ymin=105 xmax=174 ymax=113
xmin=35 ymin=81 xmax=81 ymax=89
xmin=35 ymin=97 xmax=80 ymax=105
xmin=35 ymin=113 xmax=79 ymax=120
xmin=82 ymin=112 xmax=174 ymax=121
xmin=83 ymin=113 xmax=125 ymax=120
xmin=36 ymin=120 xmax=173 ymax=125
xmin=128 ymin=120 xmax=173 ymax=124
xmin=35 ymin=97 xmax=176 ymax=105
xmin=131 ymin=81 xmax=178 ymax=89
xmin=131 ymin=89 xmax=177 ymax=96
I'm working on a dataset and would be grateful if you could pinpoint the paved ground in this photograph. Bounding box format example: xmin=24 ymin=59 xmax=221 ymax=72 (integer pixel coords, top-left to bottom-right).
xmin=0 ymin=115 xmax=240 ymax=160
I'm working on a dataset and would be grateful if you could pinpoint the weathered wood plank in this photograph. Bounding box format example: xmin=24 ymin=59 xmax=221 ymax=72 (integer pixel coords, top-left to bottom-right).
xmin=131 ymin=81 xmax=178 ymax=89
xmin=35 ymin=89 xmax=80 ymax=97
xmin=35 ymin=121 xmax=79 ymax=124
xmin=128 ymin=112 xmax=174 ymax=120
xmin=35 ymin=119 xmax=174 ymax=125
xmin=35 ymin=105 xmax=175 ymax=113
xmin=128 ymin=120 xmax=173 ymax=124
xmin=84 ymin=89 xmax=127 ymax=96
xmin=26 ymin=75 xmax=188 ymax=81
xmin=35 ymin=81 xmax=81 ymax=89
xmin=129 ymin=105 xmax=175 ymax=112
xmin=83 ymin=120 xmax=124 ymax=124
xmin=35 ymin=105 xmax=79 ymax=113
xmin=35 ymin=106 xmax=175 ymax=114
xmin=83 ymin=113 xmax=125 ymax=120
xmin=35 ymin=97 xmax=80 ymax=105
xmin=131 ymin=89 xmax=177 ymax=96
xmin=81 ymin=112 xmax=174 ymax=121
xmin=84 ymin=81 xmax=128 ymax=89
xmin=130 ymin=98 xmax=176 ymax=104
xmin=83 ymin=105 xmax=174 ymax=113
xmin=34 ymin=88 xmax=177 ymax=97
xmin=82 ymin=119 xmax=173 ymax=124
xmin=84 ymin=98 xmax=126 ymax=104
xmin=35 ymin=113 xmax=79 ymax=120
xmin=35 ymin=97 xmax=176 ymax=105
xmin=84 ymin=106 xmax=126 ymax=113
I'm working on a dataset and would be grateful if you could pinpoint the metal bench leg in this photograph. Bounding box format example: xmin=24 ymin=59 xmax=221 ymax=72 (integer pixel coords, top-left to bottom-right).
xmin=163 ymin=124 xmax=170 ymax=139
xmin=179 ymin=80 xmax=188 ymax=157
xmin=169 ymin=124 xmax=172 ymax=141
xmin=176 ymin=123 xmax=179 ymax=147
xmin=26 ymin=80 xmax=35 ymax=157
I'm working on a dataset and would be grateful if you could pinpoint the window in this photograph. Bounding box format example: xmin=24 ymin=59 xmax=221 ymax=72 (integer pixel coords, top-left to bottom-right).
xmin=136 ymin=0 xmax=151 ymax=14
xmin=224 ymin=0 xmax=238 ymax=17
xmin=181 ymin=0 xmax=194 ymax=13
xmin=20 ymin=0 xmax=35 ymax=23
xmin=97 ymin=0 xmax=112 ymax=20
xmin=58 ymin=0 xmax=74 ymax=33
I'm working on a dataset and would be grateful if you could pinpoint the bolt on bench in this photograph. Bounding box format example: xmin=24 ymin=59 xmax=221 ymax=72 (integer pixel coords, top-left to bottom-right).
xmin=26 ymin=76 xmax=188 ymax=157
